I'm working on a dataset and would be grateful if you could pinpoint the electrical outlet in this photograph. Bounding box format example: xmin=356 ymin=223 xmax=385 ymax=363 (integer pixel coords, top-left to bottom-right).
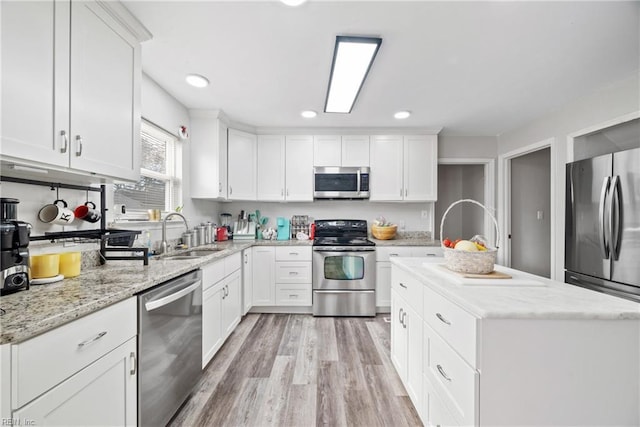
xmin=421 ymin=210 xmax=430 ymax=219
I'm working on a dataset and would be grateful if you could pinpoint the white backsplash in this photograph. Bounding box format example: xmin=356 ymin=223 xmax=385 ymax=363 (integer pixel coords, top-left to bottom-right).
xmin=222 ymin=200 xmax=434 ymax=233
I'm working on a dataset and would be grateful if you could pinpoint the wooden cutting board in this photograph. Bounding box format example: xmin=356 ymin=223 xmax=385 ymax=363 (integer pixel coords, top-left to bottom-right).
xmin=439 ymin=264 xmax=512 ymax=279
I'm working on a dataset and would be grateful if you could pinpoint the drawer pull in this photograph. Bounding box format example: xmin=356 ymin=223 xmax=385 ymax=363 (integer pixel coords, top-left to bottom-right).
xmin=130 ymin=351 xmax=137 ymax=375
xmin=289 ymin=252 xmax=298 ymax=255
xmin=289 ymin=294 xmax=298 ymax=298
xmin=436 ymin=312 xmax=451 ymax=325
xmin=390 ymin=253 xmax=399 ymax=257
xmin=436 ymin=364 xmax=452 ymax=382
xmin=77 ymin=331 xmax=107 ymax=348
xmin=289 ymin=271 xmax=299 ymax=275
xmin=399 ymin=282 xmax=407 ymax=289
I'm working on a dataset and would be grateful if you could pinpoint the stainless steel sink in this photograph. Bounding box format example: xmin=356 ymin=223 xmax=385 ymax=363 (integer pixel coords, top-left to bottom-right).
xmin=158 ymin=247 xmax=224 ymax=260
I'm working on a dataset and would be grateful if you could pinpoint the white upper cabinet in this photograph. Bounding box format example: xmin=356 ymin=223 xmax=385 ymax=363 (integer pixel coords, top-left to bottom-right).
xmin=313 ymin=135 xmax=341 ymax=166
xmin=313 ymin=135 xmax=370 ymax=167
xmin=0 ymin=0 xmax=150 ymax=181
xmin=370 ymin=135 xmax=404 ymax=201
xmin=370 ymin=135 xmax=438 ymax=201
xmin=404 ymin=135 xmax=438 ymax=201
xmin=285 ymin=135 xmax=313 ymax=201
xmin=228 ymin=129 xmax=257 ymax=200
xmin=256 ymin=135 xmax=313 ymax=201
xmin=257 ymin=135 xmax=285 ymax=201
xmin=190 ymin=111 xmax=228 ymax=199
xmin=341 ymin=135 xmax=370 ymax=166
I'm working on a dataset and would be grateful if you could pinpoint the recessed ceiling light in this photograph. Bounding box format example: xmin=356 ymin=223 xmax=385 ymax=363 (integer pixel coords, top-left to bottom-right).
xmin=280 ymin=0 xmax=307 ymax=6
xmin=301 ymin=110 xmax=317 ymax=118
xmin=394 ymin=111 xmax=411 ymax=119
xmin=185 ymin=74 xmax=209 ymax=88
xmin=324 ymin=36 xmax=383 ymax=114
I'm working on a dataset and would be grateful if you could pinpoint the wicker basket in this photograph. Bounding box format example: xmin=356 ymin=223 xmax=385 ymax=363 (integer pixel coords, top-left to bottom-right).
xmin=371 ymin=224 xmax=397 ymax=240
xmin=440 ymin=199 xmax=500 ymax=274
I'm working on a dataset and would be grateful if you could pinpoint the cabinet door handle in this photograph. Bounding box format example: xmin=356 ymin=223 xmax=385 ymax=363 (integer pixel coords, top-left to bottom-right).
xmin=436 ymin=364 xmax=452 ymax=382
xmin=400 ymin=188 xmax=403 ymax=197
xmin=281 ymin=189 xmax=284 ymax=196
xmin=402 ymin=312 xmax=407 ymax=329
xmin=229 ymin=186 xmax=233 ymax=195
xmin=226 ymin=284 xmax=229 ymax=297
xmin=399 ymin=282 xmax=407 ymax=289
xmin=219 ymin=182 xmax=222 ymax=192
xmin=244 ymin=253 xmax=248 ymax=264
xmin=75 ymin=135 xmax=83 ymax=156
xmin=130 ymin=351 xmax=137 ymax=375
xmin=286 ymin=188 xmax=289 ymax=197
xmin=405 ymin=188 xmax=408 ymax=197
xmin=77 ymin=331 xmax=107 ymax=348
xmin=398 ymin=308 xmax=403 ymax=323
xmin=436 ymin=312 xmax=451 ymax=325
xmin=60 ymin=130 xmax=68 ymax=153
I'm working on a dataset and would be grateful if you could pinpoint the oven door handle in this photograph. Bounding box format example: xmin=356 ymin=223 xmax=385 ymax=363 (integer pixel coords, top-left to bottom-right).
xmin=313 ymin=247 xmax=376 ymax=252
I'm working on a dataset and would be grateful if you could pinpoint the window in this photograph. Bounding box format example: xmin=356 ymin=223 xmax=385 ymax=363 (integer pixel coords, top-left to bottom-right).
xmin=114 ymin=121 xmax=182 ymax=219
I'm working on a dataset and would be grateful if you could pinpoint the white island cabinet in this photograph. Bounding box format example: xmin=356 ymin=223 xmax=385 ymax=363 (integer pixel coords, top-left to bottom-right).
xmin=391 ymin=258 xmax=640 ymax=427
xmin=1 ymin=0 xmax=151 ymax=181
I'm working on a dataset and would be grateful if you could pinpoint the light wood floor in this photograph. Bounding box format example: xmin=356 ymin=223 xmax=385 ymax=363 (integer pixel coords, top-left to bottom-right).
xmin=169 ymin=313 xmax=422 ymax=427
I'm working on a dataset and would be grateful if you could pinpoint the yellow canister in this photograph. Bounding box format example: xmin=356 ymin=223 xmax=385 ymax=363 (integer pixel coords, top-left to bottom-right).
xmin=59 ymin=252 xmax=81 ymax=278
xmin=30 ymin=253 xmax=60 ymax=278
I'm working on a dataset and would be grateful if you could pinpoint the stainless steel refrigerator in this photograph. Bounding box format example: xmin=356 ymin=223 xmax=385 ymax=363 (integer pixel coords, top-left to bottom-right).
xmin=565 ymin=147 xmax=640 ymax=302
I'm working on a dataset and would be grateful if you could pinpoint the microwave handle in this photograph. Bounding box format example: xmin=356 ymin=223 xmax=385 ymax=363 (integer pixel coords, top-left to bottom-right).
xmin=357 ymin=169 xmax=361 ymax=195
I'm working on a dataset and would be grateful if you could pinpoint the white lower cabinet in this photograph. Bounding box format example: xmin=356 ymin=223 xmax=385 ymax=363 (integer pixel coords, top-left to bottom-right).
xmin=202 ymin=253 xmax=242 ymax=368
xmin=242 ymin=249 xmax=253 ymax=314
xmin=376 ymin=246 xmax=442 ymax=311
xmin=13 ymin=338 xmax=137 ymax=426
xmin=8 ymin=297 xmax=137 ymax=425
xmin=251 ymin=245 xmax=312 ymax=309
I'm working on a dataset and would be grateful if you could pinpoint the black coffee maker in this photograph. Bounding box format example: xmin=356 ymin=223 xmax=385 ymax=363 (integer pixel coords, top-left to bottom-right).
xmin=1 ymin=198 xmax=31 ymax=295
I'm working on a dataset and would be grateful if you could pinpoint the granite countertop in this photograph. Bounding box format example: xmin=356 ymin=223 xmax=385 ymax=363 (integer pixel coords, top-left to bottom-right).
xmin=371 ymin=237 xmax=440 ymax=246
xmin=391 ymin=258 xmax=640 ymax=320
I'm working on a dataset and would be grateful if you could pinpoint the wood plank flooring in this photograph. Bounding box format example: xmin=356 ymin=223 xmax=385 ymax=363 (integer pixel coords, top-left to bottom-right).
xmin=169 ymin=314 xmax=422 ymax=427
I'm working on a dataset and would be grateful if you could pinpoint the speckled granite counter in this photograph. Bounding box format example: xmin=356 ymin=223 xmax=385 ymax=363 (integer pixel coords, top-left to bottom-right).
xmin=371 ymin=237 xmax=440 ymax=246
xmin=392 ymin=257 xmax=640 ymax=320
xmin=0 ymin=239 xmax=315 ymax=345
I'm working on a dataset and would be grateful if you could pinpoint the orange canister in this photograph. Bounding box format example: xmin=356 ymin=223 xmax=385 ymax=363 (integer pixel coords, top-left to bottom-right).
xmin=30 ymin=253 xmax=60 ymax=278
xmin=59 ymin=252 xmax=81 ymax=277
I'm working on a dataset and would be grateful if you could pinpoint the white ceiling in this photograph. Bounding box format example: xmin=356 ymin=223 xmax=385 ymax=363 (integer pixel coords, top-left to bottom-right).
xmin=123 ymin=0 xmax=639 ymax=136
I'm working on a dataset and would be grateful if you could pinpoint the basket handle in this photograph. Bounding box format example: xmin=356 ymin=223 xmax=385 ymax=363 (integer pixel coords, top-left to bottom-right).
xmin=439 ymin=199 xmax=500 ymax=248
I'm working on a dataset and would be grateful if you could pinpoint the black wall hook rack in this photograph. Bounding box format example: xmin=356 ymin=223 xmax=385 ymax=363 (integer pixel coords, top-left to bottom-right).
xmin=0 ymin=175 xmax=148 ymax=265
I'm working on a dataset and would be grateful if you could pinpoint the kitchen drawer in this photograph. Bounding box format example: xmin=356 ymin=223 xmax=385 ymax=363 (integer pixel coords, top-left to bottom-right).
xmin=275 ymin=246 xmax=312 ymax=261
xmin=224 ymin=252 xmax=242 ymax=274
xmin=202 ymin=259 xmax=225 ymax=290
xmin=275 ymin=283 xmax=312 ymax=305
xmin=11 ymin=297 xmax=137 ymax=409
xmin=424 ymin=322 xmax=478 ymax=427
xmin=423 ymin=284 xmax=477 ymax=366
xmin=376 ymin=246 xmax=414 ymax=262
xmin=391 ymin=267 xmax=423 ymax=314
xmin=275 ymin=262 xmax=312 ymax=284
xmin=411 ymin=246 xmax=443 ymax=258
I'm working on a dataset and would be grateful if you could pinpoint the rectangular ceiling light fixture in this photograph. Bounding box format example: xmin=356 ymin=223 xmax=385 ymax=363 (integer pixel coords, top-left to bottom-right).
xmin=324 ymin=35 xmax=382 ymax=114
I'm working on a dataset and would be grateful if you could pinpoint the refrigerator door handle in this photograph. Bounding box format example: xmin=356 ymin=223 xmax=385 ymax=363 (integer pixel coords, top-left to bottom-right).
xmin=611 ymin=175 xmax=621 ymax=260
xmin=598 ymin=176 xmax=611 ymax=260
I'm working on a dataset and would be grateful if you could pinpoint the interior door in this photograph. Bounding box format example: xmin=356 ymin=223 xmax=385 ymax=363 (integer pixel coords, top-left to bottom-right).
xmin=510 ymin=148 xmax=551 ymax=277
xmin=565 ymin=153 xmax=612 ymax=279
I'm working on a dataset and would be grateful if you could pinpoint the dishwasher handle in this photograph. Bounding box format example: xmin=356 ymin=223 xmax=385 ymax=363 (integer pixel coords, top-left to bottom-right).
xmin=145 ymin=281 xmax=200 ymax=312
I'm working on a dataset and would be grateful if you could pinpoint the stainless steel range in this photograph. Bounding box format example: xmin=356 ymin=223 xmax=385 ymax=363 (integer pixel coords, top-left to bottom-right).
xmin=312 ymin=219 xmax=376 ymax=316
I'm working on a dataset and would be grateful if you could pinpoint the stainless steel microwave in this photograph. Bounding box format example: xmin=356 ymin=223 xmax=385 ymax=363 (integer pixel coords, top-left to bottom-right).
xmin=313 ymin=166 xmax=370 ymax=199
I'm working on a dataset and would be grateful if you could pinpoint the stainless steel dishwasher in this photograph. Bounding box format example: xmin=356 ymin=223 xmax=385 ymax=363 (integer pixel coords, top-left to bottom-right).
xmin=138 ymin=269 xmax=202 ymax=427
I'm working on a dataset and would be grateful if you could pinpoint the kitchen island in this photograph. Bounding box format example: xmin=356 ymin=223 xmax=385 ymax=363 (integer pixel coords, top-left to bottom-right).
xmin=390 ymin=257 xmax=640 ymax=427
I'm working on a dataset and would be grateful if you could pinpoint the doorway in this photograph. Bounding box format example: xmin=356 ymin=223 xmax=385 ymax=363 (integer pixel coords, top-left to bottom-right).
xmin=507 ymin=147 xmax=551 ymax=278
xmin=435 ymin=159 xmax=495 ymax=244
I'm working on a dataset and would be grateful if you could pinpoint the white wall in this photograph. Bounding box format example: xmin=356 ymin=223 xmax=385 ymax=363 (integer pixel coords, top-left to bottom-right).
xmin=439 ymin=135 xmax=497 ymax=159
xmin=497 ymin=72 xmax=640 ymax=280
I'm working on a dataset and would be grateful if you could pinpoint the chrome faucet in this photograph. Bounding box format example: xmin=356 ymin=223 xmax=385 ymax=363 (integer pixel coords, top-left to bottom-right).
xmin=161 ymin=212 xmax=189 ymax=254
